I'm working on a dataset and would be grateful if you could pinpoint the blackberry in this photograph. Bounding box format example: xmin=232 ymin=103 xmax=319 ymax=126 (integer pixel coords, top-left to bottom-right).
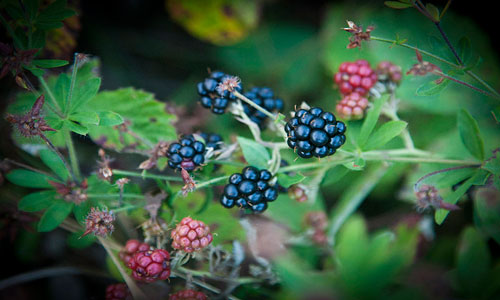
xmin=197 ymin=71 xmax=242 ymax=114
xmin=242 ymin=87 xmax=284 ymax=128
xmin=199 ymin=132 xmax=223 ymax=150
xmin=167 ymin=135 xmax=206 ymax=172
xmin=285 ymin=107 xmax=346 ymax=158
xmin=334 ymin=60 xmax=377 ymax=96
xmin=220 ymin=166 xmax=278 ymax=213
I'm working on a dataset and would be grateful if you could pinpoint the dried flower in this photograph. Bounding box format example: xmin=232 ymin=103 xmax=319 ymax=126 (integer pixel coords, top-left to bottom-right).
xmin=138 ymin=141 xmax=169 ymax=170
xmin=181 ymin=168 xmax=196 ymax=196
xmin=82 ymin=207 xmax=115 ymax=238
xmin=6 ymin=95 xmax=56 ymax=138
xmin=50 ymin=179 xmax=88 ymax=204
xmin=406 ymin=50 xmax=444 ymax=84
xmin=216 ymin=75 xmax=241 ymax=94
xmin=141 ymin=218 xmax=168 ymax=245
xmin=415 ymin=184 xmax=459 ymax=212
xmin=97 ymin=148 xmax=114 ymax=182
xmin=343 ymin=20 xmax=374 ymax=49
xmin=116 ymin=178 xmax=130 ymax=188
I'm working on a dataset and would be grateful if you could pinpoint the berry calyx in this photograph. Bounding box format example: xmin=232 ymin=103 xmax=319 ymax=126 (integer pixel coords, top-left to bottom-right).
xmin=167 ymin=135 xmax=206 ymax=172
xmin=242 ymin=87 xmax=284 ymax=129
xmin=105 ymin=283 xmax=132 ymax=300
xmin=197 ymin=71 xmax=242 ymax=114
xmin=334 ymin=60 xmax=377 ymax=96
xmin=127 ymin=248 xmax=171 ymax=282
xmin=285 ymin=107 xmax=346 ymax=158
xmin=169 ymin=289 xmax=208 ymax=300
xmin=171 ymin=217 xmax=213 ymax=253
xmin=335 ymin=92 xmax=369 ymax=120
xmin=220 ymin=166 xmax=278 ymax=213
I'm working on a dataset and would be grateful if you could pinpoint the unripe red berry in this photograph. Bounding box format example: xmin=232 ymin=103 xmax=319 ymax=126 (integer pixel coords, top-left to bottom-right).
xmin=119 ymin=239 xmax=151 ymax=265
xmin=171 ymin=217 xmax=213 ymax=253
xmin=105 ymin=283 xmax=132 ymax=300
xmin=335 ymin=93 xmax=369 ymax=120
xmin=169 ymin=289 xmax=208 ymax=300
xmin=127 ymin=248 xmax=170 ymax=282
xmin=334 ymin=60 xmax=377 ymax=96
xmin=376 ymin=61 xmax=403 ymax=84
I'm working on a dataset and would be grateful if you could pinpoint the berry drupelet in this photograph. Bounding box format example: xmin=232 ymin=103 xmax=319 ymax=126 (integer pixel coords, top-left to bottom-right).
xmin=167 ymin=135 xmax=206 ymax=172
xmin=336 ymin=92 xmax=369 ymax=120
xmin=220 ymin=166 xmax=278 ymax=213
xmin=242 ymin=87 xmax=284 ymax=128
xmin=105 ymin=283 xmax=132 ymax=300
xmin=169 ymin=289 xmax=208 ymax=300
xmin=119 ymin=239 xmax=151 ymax=265
xmin=199 ymin=132 xmax=223 ymax=150
xmin=334 ymin=60 xmax=377 ymax=96
xmin=285 ymin=107 xmax=346 ymax=158
xmin=197 ymin=71 xmax=242 ymax=114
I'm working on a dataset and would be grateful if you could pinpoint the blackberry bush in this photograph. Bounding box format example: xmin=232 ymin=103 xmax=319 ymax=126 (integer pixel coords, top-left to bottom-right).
xmin=220 ymin=166 xmax=278 ymax=213
xmin=167 ymin=135 xmax=206 ymax=172
xmin=196 ymin=71 xmax=242 ymax=114
xmin=284 ymin=107 xmax=346 ymax=158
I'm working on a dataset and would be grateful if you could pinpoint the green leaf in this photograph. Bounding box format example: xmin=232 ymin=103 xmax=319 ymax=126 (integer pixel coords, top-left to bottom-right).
xmin=358 ymin=95 xmax=388 ymax=147
xmin=6 ymin=169 xmax=56 ymax=188
xmin=23 ymin=65 xmax=45 ymax=77
xmin=384 ymin=1 xmax=413 ymax=9
xmin=53 ymin=73 xmax=71 ymax=112
xmin=73 ymin=200 xmax=92 ymax=224
xmin=456 ymin=227 xmax=491 ymax=295
xmin=266 ymin=193 xmax=325 ymax=232
xmin=425 ymin=3 xmax=440 ymax=21
xmin=65 ymin=120 xmax=88 ymax=135
xmin=483 ymin=153 xmax=500 ymax=175
xmin=37 ymin=200 xmax=74 ymax=232
xmin=237 ymin=136 xmax=270 ymax=169
xmin=363 ymin=121 xmax=407 ymax=151
xmin=32 ymin=59 xmax=69 ymax=68
xmin=69 ymin=111 xmax=100 ymax=126
xmin=322 ymin=165 xmax=350 ymax=186
xmin=67 ymin=231 xmax=96 ymax=248
xmin=416 ymin=79 xmax=450 ymax=96
xmin=24 ymin=0 xmax=40 ymax=22
xmin=457 ymin=109 xmax=484 ymax=160
xmin=36 ymin=0 xmax=75 ymax=30
xmin=277 ymin=172 xmax=305 ymax=188
xmin=97 ymin=111 xmax=124 ymax=126
xmin=39 ymin=149 xmax=69 ymax=181
xmin=474 ymin=187 xmax=500 ymax=245
xmin=70 ymin=78 xmax=101 ymax=112
xmin=435 ymin=169 xmax=489 ymax=224
xmin=343 ymin=157 xmax=366 ymax=171
xmin=86 ymin=88 xmax=177 ymax=151
xmin=19 ymin=190 xmax=56 ymax=212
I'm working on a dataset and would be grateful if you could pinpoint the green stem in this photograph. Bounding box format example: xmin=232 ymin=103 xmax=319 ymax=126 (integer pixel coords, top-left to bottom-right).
xmin=38 ymin=76 xmax=64 ymax=117
xmin=466 ymin=71 xmax=500 ymax=98
xmin=87 ymin=193 xmax=144 ymax=199
xmin=363 ymin=155 xmax=478 ymax=165
xmin=434 ymin=70 xmax=499 ymax=99
xmin=113 ymin=169 xmax=183 ymax=182
xmin=278 ymin=157 xmax=355 ymax=173
xmin=65 ymin=54 xmax=79 ymax=115
xmin=233 ymin=90 xmax=287 ymax=125
xmin=64 ymin=130 xmax=81 ymax=180
xmin=196 ymin=175 xmax=230 ymax=189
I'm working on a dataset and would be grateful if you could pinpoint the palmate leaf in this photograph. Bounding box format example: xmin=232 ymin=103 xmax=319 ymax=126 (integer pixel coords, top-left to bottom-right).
xmin=237 ymin=136 xmax=270 ymax=169
xmin=85 ymin=88 xmax=177 ymax=151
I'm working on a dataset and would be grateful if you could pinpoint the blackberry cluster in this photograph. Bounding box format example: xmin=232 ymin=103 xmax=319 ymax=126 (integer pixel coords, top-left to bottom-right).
xmin=285 ymin=107 xmax=346 ymax=158
xmin=199 ymin=132 xmax=223 ymax=150
xmin=197 ymin=71 xmax=242 ymax=114
xmin=334 ymin=60 xmax=377 ymax=96
xmin=220 ymin=166 xmax=278 ymax=213
xmin=243 ymin=87 xmax=284 ymax=128
xmin=167 ymin=135 xmax=206 ymax=172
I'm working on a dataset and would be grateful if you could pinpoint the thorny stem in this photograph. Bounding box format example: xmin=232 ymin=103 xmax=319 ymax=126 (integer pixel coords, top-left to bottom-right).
xmin=434 ymin=70 xmax=498 ymax=99
xmin=113 ymin=169 xmax=184 ymax=182
xmin=233 ymin=90 xmax=287 ymax=125
xmin=64 ymin=130 xmax=81 ymax=181
xmin=195 ymin=175 xmax=230 ymax=190
xmin=370 ymin=36 xmax=500 ymax=99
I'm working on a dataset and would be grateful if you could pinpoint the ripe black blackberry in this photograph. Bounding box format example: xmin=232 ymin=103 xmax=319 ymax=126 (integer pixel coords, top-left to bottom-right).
xmin=243 ymin=87 xmax=284 ymax=128
xmin=220 ymin=166 xmax=279 ymax=213
xmin=199 ymin=132 xmax=223 ymax=150
xmin=197 ymin=71 xmax=242 ymax=114
xmin=284 ymin=107 xmax=346 ymax=158
xmin=167 ymin=135 xmax=206 ymax=172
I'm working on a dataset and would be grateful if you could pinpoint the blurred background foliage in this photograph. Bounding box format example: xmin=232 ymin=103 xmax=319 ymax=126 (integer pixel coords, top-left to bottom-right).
xmin=1 ymin=0 xmax=500 ymax=299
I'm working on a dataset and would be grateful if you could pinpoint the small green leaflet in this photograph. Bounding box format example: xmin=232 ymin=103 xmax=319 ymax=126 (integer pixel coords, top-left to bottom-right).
xmin=457 ymin=109 xmax=484 ymax=161
xmin=237 ymin=136 xmax=270 ymax=169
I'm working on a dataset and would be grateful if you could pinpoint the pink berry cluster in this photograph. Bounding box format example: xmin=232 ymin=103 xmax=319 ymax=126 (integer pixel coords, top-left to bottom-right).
xmin=171 ymin=217 xmax=213 ymax=253
xmin=334 ymin=60 xmax=377 ymax=120
xmin=120 ymin=239 xmax=171 ymax=283
xmin=169 ymin=289 xmax=208 ymax=300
